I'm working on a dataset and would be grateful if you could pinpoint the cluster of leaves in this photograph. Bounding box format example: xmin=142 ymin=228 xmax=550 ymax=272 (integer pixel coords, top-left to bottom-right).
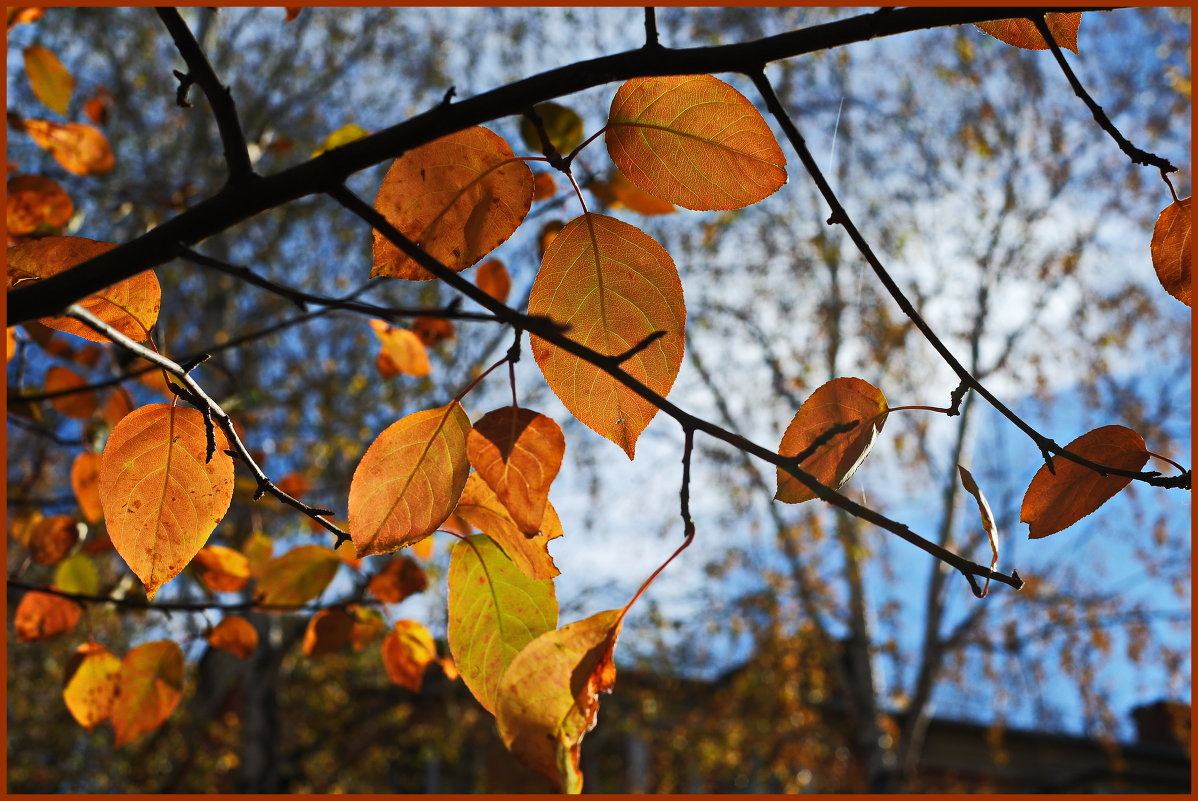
xmin=6 ymin=8 xmax=1190 ymax=793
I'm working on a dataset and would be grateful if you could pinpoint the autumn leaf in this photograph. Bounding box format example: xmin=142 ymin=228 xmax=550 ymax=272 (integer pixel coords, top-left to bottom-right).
xmin=7 ymin=174 xmax=73 ymax=236
xmin=69 ymin=451 xmax=103 ymax=523
xmin=528 ymin=213 xmax=685 ymax=458
xmin=348 ymin=606 xmax=387 ymax=650
xmin=207 ymin=615 xmax=258 ymax=659
xmin=14 ymin=589 xmax=82 ymax=642
xmin=467 ymin=406 xmax=565 ymax=534
xmin=349 ymin=402 xmax=471 ymax=557
xmin=242 ymin=531 xmax=273 ymax=578
xmin=368 ymin=318 xmax=431 ymax=378
xmin=367 ymin=555 xmax=429 ymax=603
xmin=6 ymin=7 xmax=44 ymax=28
xmin=610 ymin=168 xmax=676 ymax=216
xmin=474 ymin=258 xmax=512 ymax=303
xmin=302 ymin=608 xmax=355 ymax=657
xmin=284 ymin=6 xmax=302 ymax=21
xmin=192 ymin=545 xmax=252 ymax=593
xmin=976 ymin=13 xmax=1082 ymax=54
xmin=274 ymin=471 xmax=311 ymax=499
xmin=83 ymin=86 xmax=113 ymax=126
xmin=1150 ymin=197 xmax=1190 ymax=306
xmin=381 ymin=620 xmax=438 ymax=691
xmin=532 ymin=171 xmax=557 ymax=201
xmin=7 ymin=237 xmax=160 ymax=342
xmin=537 ymin=219 xmax=564 ymax=258
xmin=1020 ymin=425 xmax=1150 ymax=539
xmin=62 ymin=642 xmax=121 ymax=730
xmin=372 ymin=126 xmax=532 ymax=280
xmin=101 ymin=385 xmax=134 ymax=427
xmin=776 ymin=377 xmax=888 ymax=504
xmin=312 ymin=122 xmax=368 ymax=157
xmin=99 ymin=404 xmax=235 ymax=600
xmin=16 ymin=118 xmax=115 ymax=175
xmin=447 ymin=535 xmax=558 ymax=714
xmin=334 ymin=537 xmax=362 ymax=570
xmin=412 ymin=316 xmax=455 ymax=347
xmin=255 ymin=545 xmax=340 ymax=606
xmin=45 ymin=365 xmax=97 ymax=419
xmin=958 ymin=465 xmax=999 ymax=597
xmin=54 ymin=551 xmax=99 ymax=595
xmin=111 ymin=640 xmax=184 ymax=747
xmin=606 ymin=74 xmax=787 ymax=210
xmin=24 ymin=45 xmax=74 ymax=116
xmin=455 ymin=473 xmax=564 ymax=581
xmin=28 ymin=514 xmax=78 ymax=565
xmin=519 ymin=101 xmax=584 ymax=155
xmin=495 ymin=609 xmax=624 ymax=792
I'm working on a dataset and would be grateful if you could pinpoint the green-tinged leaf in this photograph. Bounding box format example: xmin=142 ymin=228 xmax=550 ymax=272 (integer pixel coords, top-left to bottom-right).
xmin=254 ymin=545 xmax=340 ymax=606
xmin=111 ymin=640 xmax=184 ymax=747
xmin=519 ymin=101 xmax=584 ymax=155
xmin=24 ymin=45 xmax=74 ymax=115
xmin=53 ymin=551 xmax=99 ymax=595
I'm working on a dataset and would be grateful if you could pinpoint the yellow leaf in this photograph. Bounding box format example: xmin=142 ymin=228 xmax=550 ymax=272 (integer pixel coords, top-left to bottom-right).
xmin=312 ymin=122 xmax=368 ymax=157
xmin=62 ymin=641 xmax=121 ymax=730
xmin=24 ymin=45 xmax=74 ymax=116
xmin=111 ymin=640 xmax=184 ymax=747
xmin=254 ymin=545 xmax=340 ymax=606
xmin=1150 ymin=197 xmax=1190 ymax=306
xmin=368 ymin=318 xmax=431 ymax=377
xmin=519 ymin=101 xmax=584 ymax=155
xmin=467 ymin=406 xmax=564 ymax=534
xmin=381 ymin=620 xmax=437 ymax=691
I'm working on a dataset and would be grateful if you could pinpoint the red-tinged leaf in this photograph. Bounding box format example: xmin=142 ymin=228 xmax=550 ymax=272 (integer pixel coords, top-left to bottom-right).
xmin=284 ymin=6 xmax=302 ymax=21
xmin=73 ymin=344 xmax=102 ymax=368
xmin=528 ymin=213 xmax=685 ymax=457
xmin=192 ymin=545 xmax=251 ymax=593
xmin=1151 ymin=197 xmax=1190 ymax=306
xmin=348 ymin=606 xmax=387 ymax=651
xmin=62 ymin=642 xmax=121 ymax=729
xmin=367 ymin=555 xmax=428 ymax=603
xmin=448 ymin=535 xmax=558 ymax=714
xmin=6 ymin=327 xmax=16 ymax=360
xmin=519 ymin=101 xmax=584 ymax=156
xmin=28 ymin=514 xmax=78 ymax=565
xmin=14 ymin=589 xmax=82 ymax=642
xmin=302 ymin=608 xmax=355 ymax=657
xmin=606 ymin=74 xmax=787 ymax=211
xmin=455 ymin=473 xmax=564 ymax=581
xmin=475 ymin=258 xmax=512 ymax=303
xmin=349 ymin=402 xmax=471 ymax=557
xmin=368 ymin=318 xmax=431 ymax=378
xmin=54 ymin=551 xmax=99 ymax=595
xmin=776 ymin=377 xmax=888 ymax=504
xmin=495 ymin=609 xmax=624 ymax=792
xmin=242 ymin=532 xmax=273 ymax=578
xmin=532 ymin=171 xmax=557 ymax=201
xmin=99 ymin=404 xmax=235 ymax=600
xmin=70 ymin=452 xmax=103 ymax=523
xmin=102 ymin=385 xmax=134 ymax=427
xmin=111 ymin=640 xmax=184 ymax=747
xmin=372 ymin=126 xmax=532 ymax=280
xmin=537 ymin=219 xmax=564 ymax=259
xmin=45 ymin=365 xmax=96 ymax=419
xmin=412 ymin=316 xmax=455 ymax=347
xmin=23 ymin=45 xmax=74 ymax=116
xmin=7 ymin=174 xmax=73 ymax=236
xmin=207 ymin=615 xmax=258 ymax=659
xmin=17 ymin=118 xmax=115 ymax=175
xmin=610 ymin=168 xmax=676 ymax=216
xmin=976 ymin=13 xmax=1082 ymax=54
xmin=381 ymin=619 xmax=437 ymax=691
xmin=254 ymin=545 xmax=340 ymax=606
xmin=467 ymin=406 xmax=564 ymax=534
xmin=82 ymin=527 xmax=112 ymax=555
xmin=274 ymin=471 xmax=311 ymax=499
xmin=83 ymin=86 xmax=113 ymax=127
xmin=7 ymin=7 xmax=44 ymax=28
xmin=312 ymin=122 xmax=367 ymax=157
xmin=958 ymin=465 xmax=999 ymax=597
xmin=1020 ymin=425 xmax=1150 ymax=538
xmin=7 ymin=237 xmax=160 ymax=342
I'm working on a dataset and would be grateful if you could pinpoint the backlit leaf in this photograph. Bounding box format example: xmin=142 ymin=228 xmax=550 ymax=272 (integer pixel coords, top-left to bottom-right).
xmin=54 ymin=551 xmax=99 ymax=595
xmin=976 ymin=13 xmax=1082 ymax=54
xmin=475 ymin=258 xmax=511 ymax=303
xmin=274 ymin=471 xmax=311 ymax=499
xmin=496 ymin=609 xmax=624 ymax=792
xmin=368 ymin=318 xmax=430 ymax=378
xmin=381 ymin=619 xmax=437 ymax=691
xmin=312 ymin=122 xmax=368 ymax=157
xmin=7 ymin=174 xmax=73 ymax=236
xmin=610 ymin=168 xmax=676 ymax=216
xmin=455 ymin=473 xmax=564 ymax=581
xmin=24 ymin=45 xmax=74 ymax=116
xmin=111 ymin=640 xmax=184 ymax=747
xmin=207 ymin=615 xmax=258 ymax=659
xmin=62 ymin=642 xmax=121 ymax=730
xmin=255 ymin=545 xmax=339 ymax=606
xmin=7 ymin=7 xmax=44 ymax=28
xmin=17 ymin=118 xmax=115 ymax=175
xmin=532 ymin=171 xmax=557 ymax=201
xmin=192 ymin=545 xmax=251 ymax=593
xmin=242 ymin=531 xmax=273 ymax=578
xmin=1150 ymin=197 xmax=1190 ymax=306
xmin=70 ymin=452 xmax=103 ymax=523
xmin=83 ymin=86 xmax=113 ymax=126
xmin=100 ymin=404 xmax=235 ymax=600
xmin=520 ymin=101 xmax=584 ymax=156
xmin=45 ymin=365 xmax=96 ymax=419
xmin=102 ymin=386 xmax=134 ymax=427
xmin=14 ymin=589 xmax=82 ymax=642
xmin=367 ymin=555 xmax=428 ymax=603
xmin=537 ymin=219 xmax=564 ymax=258
xmin=302 ymin=608 xmax=354 ymax=657
xmin=467 ymin=406 xmax=565 ymax=534
xmin=958 ymin=464 xmax=999 ymax=597
xmin=28 ymin=514 xmax=78 ymax=565
xmin=776 ymin=377 xmax=888 ymax=504
xmin=1020 ymin=425 xmax=1150 ymax=539
xmin=349 ymin=402 xmax=471 ymax=557
xmin=412 ymin=316 xmax=455 ymax=347
xmin=448 ymin=535 xmax=558 ymax=714
xmin=528 ymin=213 xmax=685 ymax=457
xmin=372 ymin=126 xmax=532 ymax=280
xmin=7 ymin=237 xmax=160 ymax=342
xmin=348 ymin=606 xmax=387 ymax=650
xmin=606 ymin=74 xmax=787 ymax=210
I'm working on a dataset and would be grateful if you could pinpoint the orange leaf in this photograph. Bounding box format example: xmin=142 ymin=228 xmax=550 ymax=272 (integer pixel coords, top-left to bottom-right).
xmin=349 ymin=402 xmax=471 ymax=557
xmin=192 ymin=544 xmax=251 ymax=593
xmin=302 ymin=608 xmax=354 ymax=657
xmin=455 ymin=473 xmax=563 ymax=581
xmin=14 ymin=589 xmax=82 ymax=642
xmin=283 ymin=6 xmax=302 ymax=21
xmin=99 ymin=404 xmax=235 ymax=600
xmin=242 ymin=531 xmax=273 ymax=578
xmin=62 ymin=641 xmax=121 ymax=729
xmin=381 ymin=620 xmax=437 ymax=691
xmin=474 ymin=258 xmax=512 ymax=303
xmin=368 ymin=318 xmax=431 ymax=378
xmin=101 ymin=385 xmax=134 ymax=427
xmin=976 ymin=13 xmax=1082 ymax=54
xmin=372 ymin=126 xmax=532 ymax=280
xmin=532 ymin=171 xmax=557 ymax=201
xmin=274 ymin=471 xmax=311 ymax=499
xmin=334 ymin=537 xmax=362 ymax=570
xmin=610 ymin=168 xmax=676 ymax=216
xmin=348 ymin=606 xmax=387 ymax=651
xmin=18 ymin=118 xmax=115 ymax=175
xmin=412 ymin=316 xmax=455 ymax=347
xmin=7 ymin=237 xmax=160 ymax=342
xmin=207 ymin=615 xmax=258 ymax=659
xmin=606 ymin=74 xmax=787 ymax=210
xmin=83 ymin=86 xmax=113 ymax=127
xmin=254 ymin=545 xmax=340 ymax=606
xmin=776 ymin=377 xmax=888 ymax=504
xmin=7 ymin=7 xmax=44 ymax=28
xmin=1020 ymin=425 xmax=1150 ymax=538
xmin=367 ymin=555 xmax=428 ymax=603
xmin=23 ymin=45 xmax=74 ymax=116
xmin=45 ymin=365 xmax=97 ymax=419
xmin=1151 ymin=197 xmax=1190 ymax=306
xmin=537 ymin=219 xmax=563 ymax=258
xmin=70 ymin=451 xmax=103 ymax=523
xmin=6 ymin=327 xmax=15 ymax=360
xmin=528 ymin=213 xmax=685 ymax=457
xmin=7 ymin=174 xmax=73 ymax=236
xmin=28 ymin=514 xmax=78 ymax=565
xmin=958 ymin=465 xmax=999 ymax=597
xmin=495 ymin=609 xmax=624 ymax=792
xmin=467 ymin=406 xmax=564 ymax=534
xmin=111 ymin=640 xmax=184 ymax=747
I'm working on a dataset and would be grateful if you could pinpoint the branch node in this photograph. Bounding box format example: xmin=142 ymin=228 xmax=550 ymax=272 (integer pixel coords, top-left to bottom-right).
xmin=947 ymin=380 xmax=970 ymax=416
xmin=172 ymin=69 xmax=194 ymax=108
xmin=440 ymin=85 xmax=456 ymax=107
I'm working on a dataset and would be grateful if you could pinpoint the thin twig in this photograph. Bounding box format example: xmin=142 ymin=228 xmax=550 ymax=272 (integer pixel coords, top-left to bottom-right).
xmin=643 ymin=7 xmax=660 ymax=49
